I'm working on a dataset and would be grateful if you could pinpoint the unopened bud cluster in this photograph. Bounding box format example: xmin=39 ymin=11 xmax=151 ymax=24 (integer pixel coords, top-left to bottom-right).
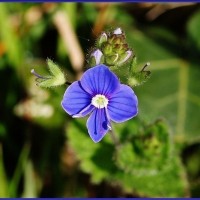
xmin=88 ymin=28 xmax=134 ymax=67
xmin=31 ymin=27 xmax=150 ymax=89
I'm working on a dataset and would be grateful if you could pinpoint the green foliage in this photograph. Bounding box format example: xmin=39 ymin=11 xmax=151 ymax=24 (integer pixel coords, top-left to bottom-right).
xmin=115 ymin=156 xmax=188 ymax=197
xmin=0 ymin=2 xmax=200 ymax=198
xmin=32 ymin=59 xmax=67 ymax=88
xmin=87 ymin=28 xmax=151 ymax=87
xmin=125 ymin=27 xmax=200 ymax=144
xmin=0 ymin=4 xmax=23 ymax=69
xmin=187 ymin=10 xmax=200 ymax=51
xmin=0 ymin=123 xmax=6 ymax=138
xmin=0 ymin=145 xmax=9 ymax=197
xmin=128 ymin=58 xmax=151 ymax=87
xmin=9 ymin=143 xmax=30 ymax=197
xmin=67 ymin=119 xmax=114 ymax=184
xmin=67 ymin=118 xmax=188 ymax=197
xmin=21 ymin=160 xmax=40 ymax=197
xmin=116 ymin=120 xmax=171 ymax=174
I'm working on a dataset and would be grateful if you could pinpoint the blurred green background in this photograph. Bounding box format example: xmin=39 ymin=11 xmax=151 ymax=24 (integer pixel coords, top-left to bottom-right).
xmin=0 ymin=2 xmax=200 ymax=197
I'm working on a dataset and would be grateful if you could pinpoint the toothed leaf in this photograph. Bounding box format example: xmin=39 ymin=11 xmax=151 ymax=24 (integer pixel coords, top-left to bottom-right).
xmin=37 ymin=75 xmax=66 ymax=88
xmin=32 ymin=59 xmax=67 ymax=88
xmin=47 ymin=59 xmax=65 ymax=78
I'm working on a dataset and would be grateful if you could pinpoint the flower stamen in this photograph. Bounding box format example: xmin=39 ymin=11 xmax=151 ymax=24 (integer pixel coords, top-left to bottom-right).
xmin=92 ymin=94 xmax=109 ymax=109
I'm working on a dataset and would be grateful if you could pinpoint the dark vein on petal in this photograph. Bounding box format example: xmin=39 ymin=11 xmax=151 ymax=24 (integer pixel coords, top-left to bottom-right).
xmin=104 ymin=72 xmax=112 ymax=95
xmin=108 ymin=105 xmax=134 ymax=113
xmin=89 ymin=72 xmax=95 ymax=94
xmin=96 ymin=67 xmax=100 ymax=93
xmin=102 ymin=68 xmax=106 ymax=95
xmin=66 ymin=102 xmax=90 ymax=105
xmin=69 ymin=97 xmax=91 ymax=100
xmin=95 ymin=109 xmax=98 ymax=135
xmin=109 ymin=100 xmax=134 ymax=106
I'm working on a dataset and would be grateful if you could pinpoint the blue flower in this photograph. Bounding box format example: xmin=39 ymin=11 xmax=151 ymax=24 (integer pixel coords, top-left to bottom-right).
xmin=61 ymin=65 xmax=138 ymax=143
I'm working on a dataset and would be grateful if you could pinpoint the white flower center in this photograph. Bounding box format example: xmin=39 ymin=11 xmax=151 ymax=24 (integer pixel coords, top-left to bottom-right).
xmin=91 ymin=94 xmax=109 ymax=109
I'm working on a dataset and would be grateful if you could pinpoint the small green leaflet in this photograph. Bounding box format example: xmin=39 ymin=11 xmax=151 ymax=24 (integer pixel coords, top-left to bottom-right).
xmin=31 ymin=59 xmax=66 ymax=88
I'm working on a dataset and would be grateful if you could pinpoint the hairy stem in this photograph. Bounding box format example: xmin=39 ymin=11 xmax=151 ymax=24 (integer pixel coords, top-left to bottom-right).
xmin=109 ymin=125 xmax=120 ymax=149
xmin=65 ymin=81 xmax=72 ymax=85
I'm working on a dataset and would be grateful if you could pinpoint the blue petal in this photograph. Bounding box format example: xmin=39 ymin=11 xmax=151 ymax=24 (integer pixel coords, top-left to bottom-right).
xmin=61 ymin=81 xmax=93 ymax=117
xmin=81 ymin=65 xmax=120 ymax=96
xmin=87 ymin=108 xmax=110 ymax=143
xmin=108 ymin=84 xmax=138 ymax=123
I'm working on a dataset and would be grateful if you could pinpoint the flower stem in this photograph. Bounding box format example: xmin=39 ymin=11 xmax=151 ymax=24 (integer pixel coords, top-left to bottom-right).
xmin=65 ymin=81 xmax=72 ymax=85
xmin=109 ymin=125 xmax=120 ymax=149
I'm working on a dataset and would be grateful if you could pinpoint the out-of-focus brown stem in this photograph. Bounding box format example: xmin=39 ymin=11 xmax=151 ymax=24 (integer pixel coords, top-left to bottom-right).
xmin=93 ymin=3 xmax=112 ymax=37
xmin=145 ymin=3 xmax=196 ymax=21
xmin=53 ymin=11 xmax=84 ymax=79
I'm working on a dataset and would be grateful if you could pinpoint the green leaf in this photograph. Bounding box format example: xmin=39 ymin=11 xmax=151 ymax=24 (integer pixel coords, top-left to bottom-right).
xmin=114 ymin=156 xmax=188 ymax=197
xmin=116 ymin=120 xmax=172 ymax=175
xmin=46 ymin=59 xmax=66 ymax=87
xmin=125 ymin=28 xmax=200 ymax=144
xmin=187 ymin=9 xmax=200 ymax=51
xmin=134 ymin=59 xmax=200 ymax=144
xmin=9 ymin=143 xmax=30 ymax=197
xmin=183 ymin=144 xmax=200 ymax=197
xmin=128 ymin=59 xmax=151 ymax=87
xmin=126 ymin=28 xmax=176 ymax=63
xmin=31 ymin=59 xmax=66 ymax=88
xmin=21 ymin=160 xmax=40 ymax=197
xmin=129 ymin=70 xmax=151 ymax=87
xmin=67 ymin=118 xmax=188 ymax=197
xmin=67 ymin=119 xmax=116 ymax=184
xmin=0 ymin=144 xmax=9 ymax=197
xmin=0 ymin=4 xmax=23 ymax=68
xmin=0 ymin=123 xmax=6 ymax=138
xmin=47 ymin=59 xmax=63 ymax=77
xmin=114 ymin=119 xmax=188 ymax=197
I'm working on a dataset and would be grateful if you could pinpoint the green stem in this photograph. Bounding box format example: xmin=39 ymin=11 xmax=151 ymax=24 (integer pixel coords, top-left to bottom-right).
xmin=109 ymin=125 xmax=120 ymax=149
xmin=65 ymin=81 xmax=72 ymax=85
xmin=9 ymin=143 xmax=30 ymax=197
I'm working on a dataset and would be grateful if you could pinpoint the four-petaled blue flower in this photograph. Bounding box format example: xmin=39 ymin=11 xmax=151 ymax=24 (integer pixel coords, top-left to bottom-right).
xmin=61 ymin=65 xmax=138 ymax=143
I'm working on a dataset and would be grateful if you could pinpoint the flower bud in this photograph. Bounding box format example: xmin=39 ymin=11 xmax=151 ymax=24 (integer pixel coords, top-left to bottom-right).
xmin=105 ymin=54 xmax=119 ymax=66
xmin=113 ymin=27 xmax=123 ymax=35
xmin=102 ymin=43 xmax=113 ymax=55
xmin=88 ymin=49 xmax=104 ymax=66
xmin=96 ymin=32 xmax=107 ymax=48
xmin=116 ymin=50 xmax=133 ymax=66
